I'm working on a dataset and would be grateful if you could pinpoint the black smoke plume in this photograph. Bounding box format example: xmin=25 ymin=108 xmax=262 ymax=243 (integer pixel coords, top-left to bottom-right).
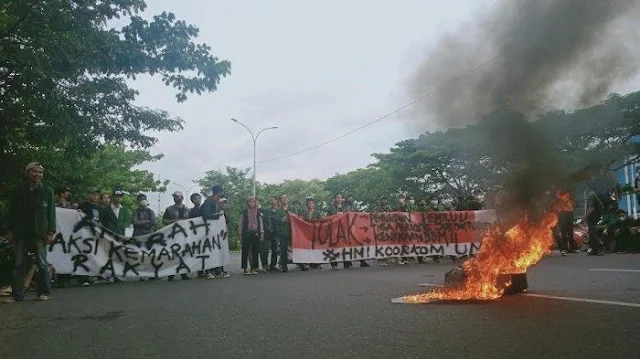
xmin=408 ymin=0 xmax=640 ymax=217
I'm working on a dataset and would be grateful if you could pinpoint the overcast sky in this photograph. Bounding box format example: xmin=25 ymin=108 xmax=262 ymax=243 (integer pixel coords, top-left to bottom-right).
xmin=133 ymin=0 xmax=639 ymax=210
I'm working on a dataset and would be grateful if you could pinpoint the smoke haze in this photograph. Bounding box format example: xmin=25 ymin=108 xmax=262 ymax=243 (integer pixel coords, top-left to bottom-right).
xmin=408 ymin=0 xmax=640 ymax=128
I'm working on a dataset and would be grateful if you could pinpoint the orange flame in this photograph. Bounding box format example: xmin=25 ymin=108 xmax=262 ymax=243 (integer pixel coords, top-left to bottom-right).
xmin=403 ymin=192 xmax=573 ymax=303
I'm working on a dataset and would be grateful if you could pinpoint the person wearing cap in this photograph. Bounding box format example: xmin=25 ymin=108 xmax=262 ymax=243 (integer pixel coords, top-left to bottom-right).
xmin=201 ymin=185 xmax=230 ymax=278
xmin=163 ymin=191 xmax=189 ymax=226
xmin=133 ymin=194 xmax=156 ymax=237
xmin=55 ymin=187 xmax=73 ymax=209
xmin=4 ymin=162 xmax=55 ymax=303
xmin=161 ymin=191 xmax=190 ymax=281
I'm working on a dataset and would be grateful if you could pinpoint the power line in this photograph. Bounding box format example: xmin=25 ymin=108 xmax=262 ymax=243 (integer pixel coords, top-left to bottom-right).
xmin=259 ymin=3 xmax=580 ymax=164
xmin=259 ymin=55 xmax=499 ymax=164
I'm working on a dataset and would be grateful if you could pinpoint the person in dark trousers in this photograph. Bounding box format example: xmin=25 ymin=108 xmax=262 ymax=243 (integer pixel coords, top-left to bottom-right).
xmin=583 ymin=188 xmax=606 ymax=256
xmin=132 ymin=194 xmax=156 ymax=237
xmin=162 ymin=191 xmax=190 ymax=281
xmin=75 ymin=187 xmax=102 ymax=286
xmin=274 ymin=194 xmax=308 ymax=272
xmin=557 ymin=210 xmax=576 ymax=256
xmin=326 ymin=193 xmax=355 ymax=269
xmin=202 ymin=185 xmax=230 ymax=279
xmin=239 ymin=197 xmax=264 ymax=275
xmin=394 ymin=194 xmax=410 ymax=265
xmin=303 ymin=198 xmax=322 ymax=269
xmin=261 ymin=197 xmax=280 ymax=271
xmin=4 ymin=162 xmax=55 ymax=303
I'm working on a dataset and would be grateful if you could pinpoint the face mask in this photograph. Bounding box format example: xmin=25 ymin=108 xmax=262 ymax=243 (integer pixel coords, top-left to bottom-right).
xmin=139 ymin=200 xmax=149 ymax=207
xmin=408 ymin=200 xmax=415 ymax=205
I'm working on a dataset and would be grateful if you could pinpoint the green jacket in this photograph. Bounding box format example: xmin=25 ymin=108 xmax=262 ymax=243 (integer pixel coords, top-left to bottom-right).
xmin=201 ymin=197 xmax=221 ymax=220
xmin=263 ymin=207 xmax=280 ymax=233
xmin=303 ymin=209 xmax=322 ymax=220
xmin=326 ymin=203 xmax=354 ymax=215
xmin=6 ymin=182 xmax=56 ymax=239
xmin=274 ymin=206 xmax=298 ymax=236
xmin=100 ymin=205 xmax=131 ymax=236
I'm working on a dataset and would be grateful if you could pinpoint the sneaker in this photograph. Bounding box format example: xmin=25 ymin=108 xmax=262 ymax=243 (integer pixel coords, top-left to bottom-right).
xmin=3 ymin=297 xmax=20 ymax=304
xmin=221 ymin=272 xmax=231 ymax=278
xmin=81 ymin=281 xmax=91 ymax=286
xmin=243 ymin=270 xmax=250 ymax=276
xmin=37 ymin=295 xmax=50 ymax=301
xmin=257 ymin=268 xmax=266 ymax=273
xmin=250 ymin=270 xmax=258 ymax=275
xmin=560 ymin=250 xmax=567 ymax=256
xmin=206 ymin=273 xmax=217 ymax=279
xmin=268 ymin=266 xmax=278 ymax=272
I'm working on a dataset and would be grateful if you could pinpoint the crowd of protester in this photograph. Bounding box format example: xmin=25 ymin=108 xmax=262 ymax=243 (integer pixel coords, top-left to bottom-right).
xmin=2 ymin=161 xmax=640 ymax=303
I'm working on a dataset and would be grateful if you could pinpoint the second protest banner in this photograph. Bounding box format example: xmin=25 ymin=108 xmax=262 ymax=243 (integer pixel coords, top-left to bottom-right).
xmin=290 ymin=210 xmax=497 ymax=263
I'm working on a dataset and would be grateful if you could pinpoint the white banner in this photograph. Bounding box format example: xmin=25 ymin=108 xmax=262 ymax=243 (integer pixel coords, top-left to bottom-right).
xmin=49 ymin=208 xmax=230 ymax=279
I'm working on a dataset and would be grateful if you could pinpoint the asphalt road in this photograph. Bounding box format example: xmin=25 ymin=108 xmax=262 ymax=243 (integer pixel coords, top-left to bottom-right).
xmin=1 ymin=252 xmax=639 ymax=359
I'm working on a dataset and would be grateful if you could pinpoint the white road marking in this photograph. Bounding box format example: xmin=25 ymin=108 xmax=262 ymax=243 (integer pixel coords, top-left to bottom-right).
xmin=589 ymin=268 xmax=640 ymax=273
xmin=523 ymin=293 xmax=640 ymax=308
xmin=419 ymin=283 xmax=443 ymax=287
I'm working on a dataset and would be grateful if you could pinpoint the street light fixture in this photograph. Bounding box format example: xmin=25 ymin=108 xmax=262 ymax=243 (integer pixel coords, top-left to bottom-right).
xmin=171 ymin=181 xmax=199 ymax=206
xmin=231 ymin=118 xmax=278 ymax=197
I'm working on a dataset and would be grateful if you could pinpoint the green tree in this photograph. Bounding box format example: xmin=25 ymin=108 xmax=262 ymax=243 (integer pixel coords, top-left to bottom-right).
xmin=324 ymin=167 xmax=399 ymax=210
xmin=262 ymin=179 xmax=329 ymax=211
xmin=0 ymin=0 xmax=231 ymax=199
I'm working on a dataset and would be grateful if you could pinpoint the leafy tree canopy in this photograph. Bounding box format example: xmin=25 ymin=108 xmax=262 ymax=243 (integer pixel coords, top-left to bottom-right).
xmin=0 ymin=0 xmax=231 ymax=196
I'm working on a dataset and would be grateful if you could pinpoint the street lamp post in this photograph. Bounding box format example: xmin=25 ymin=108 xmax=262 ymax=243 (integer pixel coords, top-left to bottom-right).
xmin=171 ymin=181 xmax=198 ymax=206
xmin=231 ymin=118 xmax=278 ymax=198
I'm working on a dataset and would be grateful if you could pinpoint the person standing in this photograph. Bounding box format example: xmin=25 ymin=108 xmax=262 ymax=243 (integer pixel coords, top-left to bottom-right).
xmin=261 ymin=197 xmax=280 ymax=271
xmin=99 ymin=193 xmax=111 ymax=209
xmin=274 ymin=194 xmax=308 ymax=272
xmin=326 ymin=192 xmax=353 ymax=269
xmin=239 ymin=197 xmax=264 ymax=275
xmin=394 ymin=195 xmax=410 ymax=265
xmin=55 ymin=187 xmax=73 ymax=209
xmin=303 ymin=198 xmax=322 ymax=269
xmin=79 ymin=187 xmax=101 ymax=225
xmin=162 ymin=191 xmax=189 ymax=281
xmin=202 ymin=185 xmax=230 ymax=279
xmin=132 ymin=194 xmax=156 ymax=236
xmin=583 ymin=188 xmax=606 ymax=256
xmin=100 ymin=189 xmax=130 ymax=236
xmin=163 ymin=191 xmax=189 ymax=226
xmin=76 ymin=187 xmax=102 ymax=286
xmin=188 ymin=193 xmax=203 ymax=218
xmin=4 ymin=162 xmax=55 ymax=303
xmin=375 ymin=196 xmax=396 ymax=267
